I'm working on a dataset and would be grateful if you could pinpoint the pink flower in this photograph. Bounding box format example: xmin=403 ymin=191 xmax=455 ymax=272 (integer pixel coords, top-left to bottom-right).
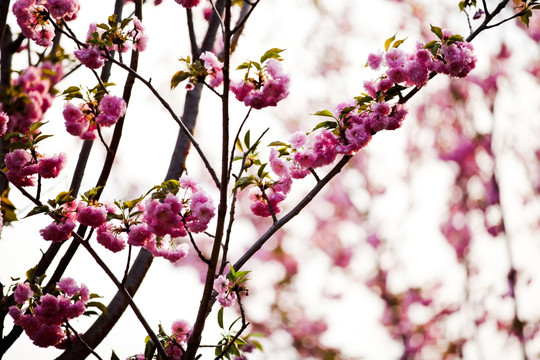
xmin=213 ymin=275 xmax=229 ymax=296
xmin=127 ymin=223 xmax=153 ymax=246
xmin=38 ymin=153 xmax=66 ymax=178
xmin=131 ymin=17 xmax=148 ymax=52
xmin=77 ymin=205 xmax=108 ymax=228
xmin=179 ymin=175 xmax=199 ymax=192
xmin=57 ymin=278 xmax=80 ymax=297
xmin=289 ymin=131 xmax=307 ymax=149
xmin=171 ymin=320 xmax=192 ymax=343
xmin=0 ymin=112 xmax=9 ymax=136
xmin=14 ymin=282 xmax=34 ymax=304
xmin=385 ymin=47 xmax=406 ymax=68
xmin=269 ymin=148 xmax=289 ymax=178
xmin=96 ymin=224 xmax=126 ymax=253
xmin=40 ymin=219 xmax=76 ymax=242
xmin=74 ymin=46 xmax=105 ymax=69
xmin=45 ymin=0 xmax=80 ymax=20
xmin=367 ymin=51 xmax=384 ymax=70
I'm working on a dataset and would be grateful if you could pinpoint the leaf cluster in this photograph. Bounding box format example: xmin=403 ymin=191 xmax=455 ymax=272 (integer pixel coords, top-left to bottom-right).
xmin=87 ymin=14 xmax=134 ymax=51
xmin=170 ymin=56 xmax=208 ymax=90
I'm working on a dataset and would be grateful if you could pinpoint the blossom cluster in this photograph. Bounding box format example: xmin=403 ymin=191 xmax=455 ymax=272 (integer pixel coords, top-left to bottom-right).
xmin=241 ymin=33 xmax=476 ymax=217
xmin=63 ymin=93 xmax=127 ymax=140
xmin=5 ymin=149 xmax=66 ymax=187
xmin=8 ymin=278 xmax=90 ymax=348
xmin=0 ymin=63 xmax=63 ymax=134
xmin=213 ymin=275 xmax=237 ymax=307
xmin=39 ymin=176 xmax=215 ymax=263
xmin=231 ymin=58 xmax=290 ymax=109
xmin=126 ymin=319 xmax=192 ymax=360
xmin=12 ymin=0 xmax=80 ymax=47
xmin=75 ymin=16 xmax=148 ymax=69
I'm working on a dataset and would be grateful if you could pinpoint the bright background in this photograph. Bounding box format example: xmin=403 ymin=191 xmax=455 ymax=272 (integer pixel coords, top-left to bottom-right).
xmin=2 ymin=0 xmax=540 ymax=359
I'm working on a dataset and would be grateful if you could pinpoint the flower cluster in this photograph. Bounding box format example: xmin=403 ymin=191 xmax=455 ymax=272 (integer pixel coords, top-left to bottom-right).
xmin=9 ymin=278 xmax=90 ymax=348
xmin=38 ymin=177 xmax=215 ymax=263
xmin=5 ymin=149 xmax=66 ymax=187
xmin=63 ymin=93 xmax=126 ymax=140
xmin=12 ymin=0 xmax=80 ymax=47
xmin=232 ymin=57 xmax=290 ymax=109
xmin=0 ymin=63 xmax=63 ymax=134
xmin=75 ymin=16 xmax=148 ymax=69
xmin=213 ymin=275 xmax=237 ymax=307
xmin=166 ymin=320 xmax=193 ymax=358
xmin=200 ymin=51 xmax=224 ymax=88
xmin=140 ymin=177 xmax=215 ymax=262
xmin=39 ymin=200 xmax=79 ymax=242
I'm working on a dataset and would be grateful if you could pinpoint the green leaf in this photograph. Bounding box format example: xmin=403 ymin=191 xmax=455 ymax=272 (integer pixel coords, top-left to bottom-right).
xmin=237 ymin=61 xmax=251 ymax=70
xmin=108 ymin=14 xmax=118 ymax=26
xmin=313 ymin=120 xmax=337 ymax=131
xmin=235 ymin=138 xmax=244 ymax=152
xmin=29 ymin=121 xmax=46 ymax=133
xmin=257 ymin=163 xmax=268 ymax=178
xmin=218 ymin=307 xmax=224 ymax=329
xmin=120 ymin=17 xmax=133 ymax=29
xmin=33 ymin=134 xmax=54 ymax=143
xmin=233 ymin=176 xmax=255 ymax=191
xmin=430 ymin=24 xmax=443 ymax=39
xmin=384 ymin=34 xmax=396 ymax=51
xmin=392 ymin=38 xmax=407 ymax=48
xmin=458 ymin=0 xmax=466 ymax=11
xmin=448 ymin=34 xmax=464 ymax=43
xmin=26 ymin=266 xmax=37 ymax=282
xmin=260 ymin=48 xmax=284 ymax=63
xmin=86 ymin=301 xmax=109 ymax=316
xmin=244 ymin=130 xmax=251 ymax=149
xmin=268 ymin=141 xmax=289 ymax=147
xmin=96 ymin=23 xmax=110 ymax=31
xmin=170 ymin=71 xmax=191 ymax=89
xmin=55 ymin=190 xmax=74 ymax=206
xmin=144 ymin=337 xmax=156 ymax=360
xmin=25 ymin=205 xmax=49 ymax=218
xmin=311 ymin=110 xmax=335 ymax=118
xmin=521 ymin=9 xmax=533 ymax=27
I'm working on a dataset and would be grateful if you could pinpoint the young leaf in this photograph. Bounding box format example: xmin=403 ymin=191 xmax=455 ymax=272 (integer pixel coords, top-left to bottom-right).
xmin=25 ymin=205 xmax=49 ymax=218
xmin=311 ymin=109 xmax=335 ymax=118
xmin=268 ymin=141 xmax=289 ymax=147
xmin=170 ymin=71 xmax=191 ymax=89
xmin=218 ymin=307 xmax=224 ymax=329
xmin=260 ymin=48 xmax=284 ymax=63
xmin=384 ymin=34 xmax=396 ymax=51
xmin=313 ymin=120 xmax=337 ymax=131
xmin=144 ymin=337 xmax=156 ymax=360
xmin=392 ymin=38 xmax=407 ymax=48
xmin=86 ymin=301 xmax=109 ymax=316
xmin=430 ymin=24 xmax=443 ymax=39
xmin=244 ymin=130 xmax=251 ymax=149
xmin=257 ymin=163 xmax=268 ymax=178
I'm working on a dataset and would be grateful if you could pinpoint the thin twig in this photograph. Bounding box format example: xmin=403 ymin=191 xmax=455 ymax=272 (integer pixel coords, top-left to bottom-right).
xmin=103 ymin=54 xmax=220 ymax=188
xmin=64 ymin=320 xmax=104 ymax=360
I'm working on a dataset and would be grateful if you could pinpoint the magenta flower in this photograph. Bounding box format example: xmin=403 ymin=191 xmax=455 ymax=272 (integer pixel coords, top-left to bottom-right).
xmin=77 ymin=205 xmax=108 ymax=228
xmin=74 ymin=46 xmax=105 ymax=69
xmin=14 ymin=283 xmax=34 ymax=304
